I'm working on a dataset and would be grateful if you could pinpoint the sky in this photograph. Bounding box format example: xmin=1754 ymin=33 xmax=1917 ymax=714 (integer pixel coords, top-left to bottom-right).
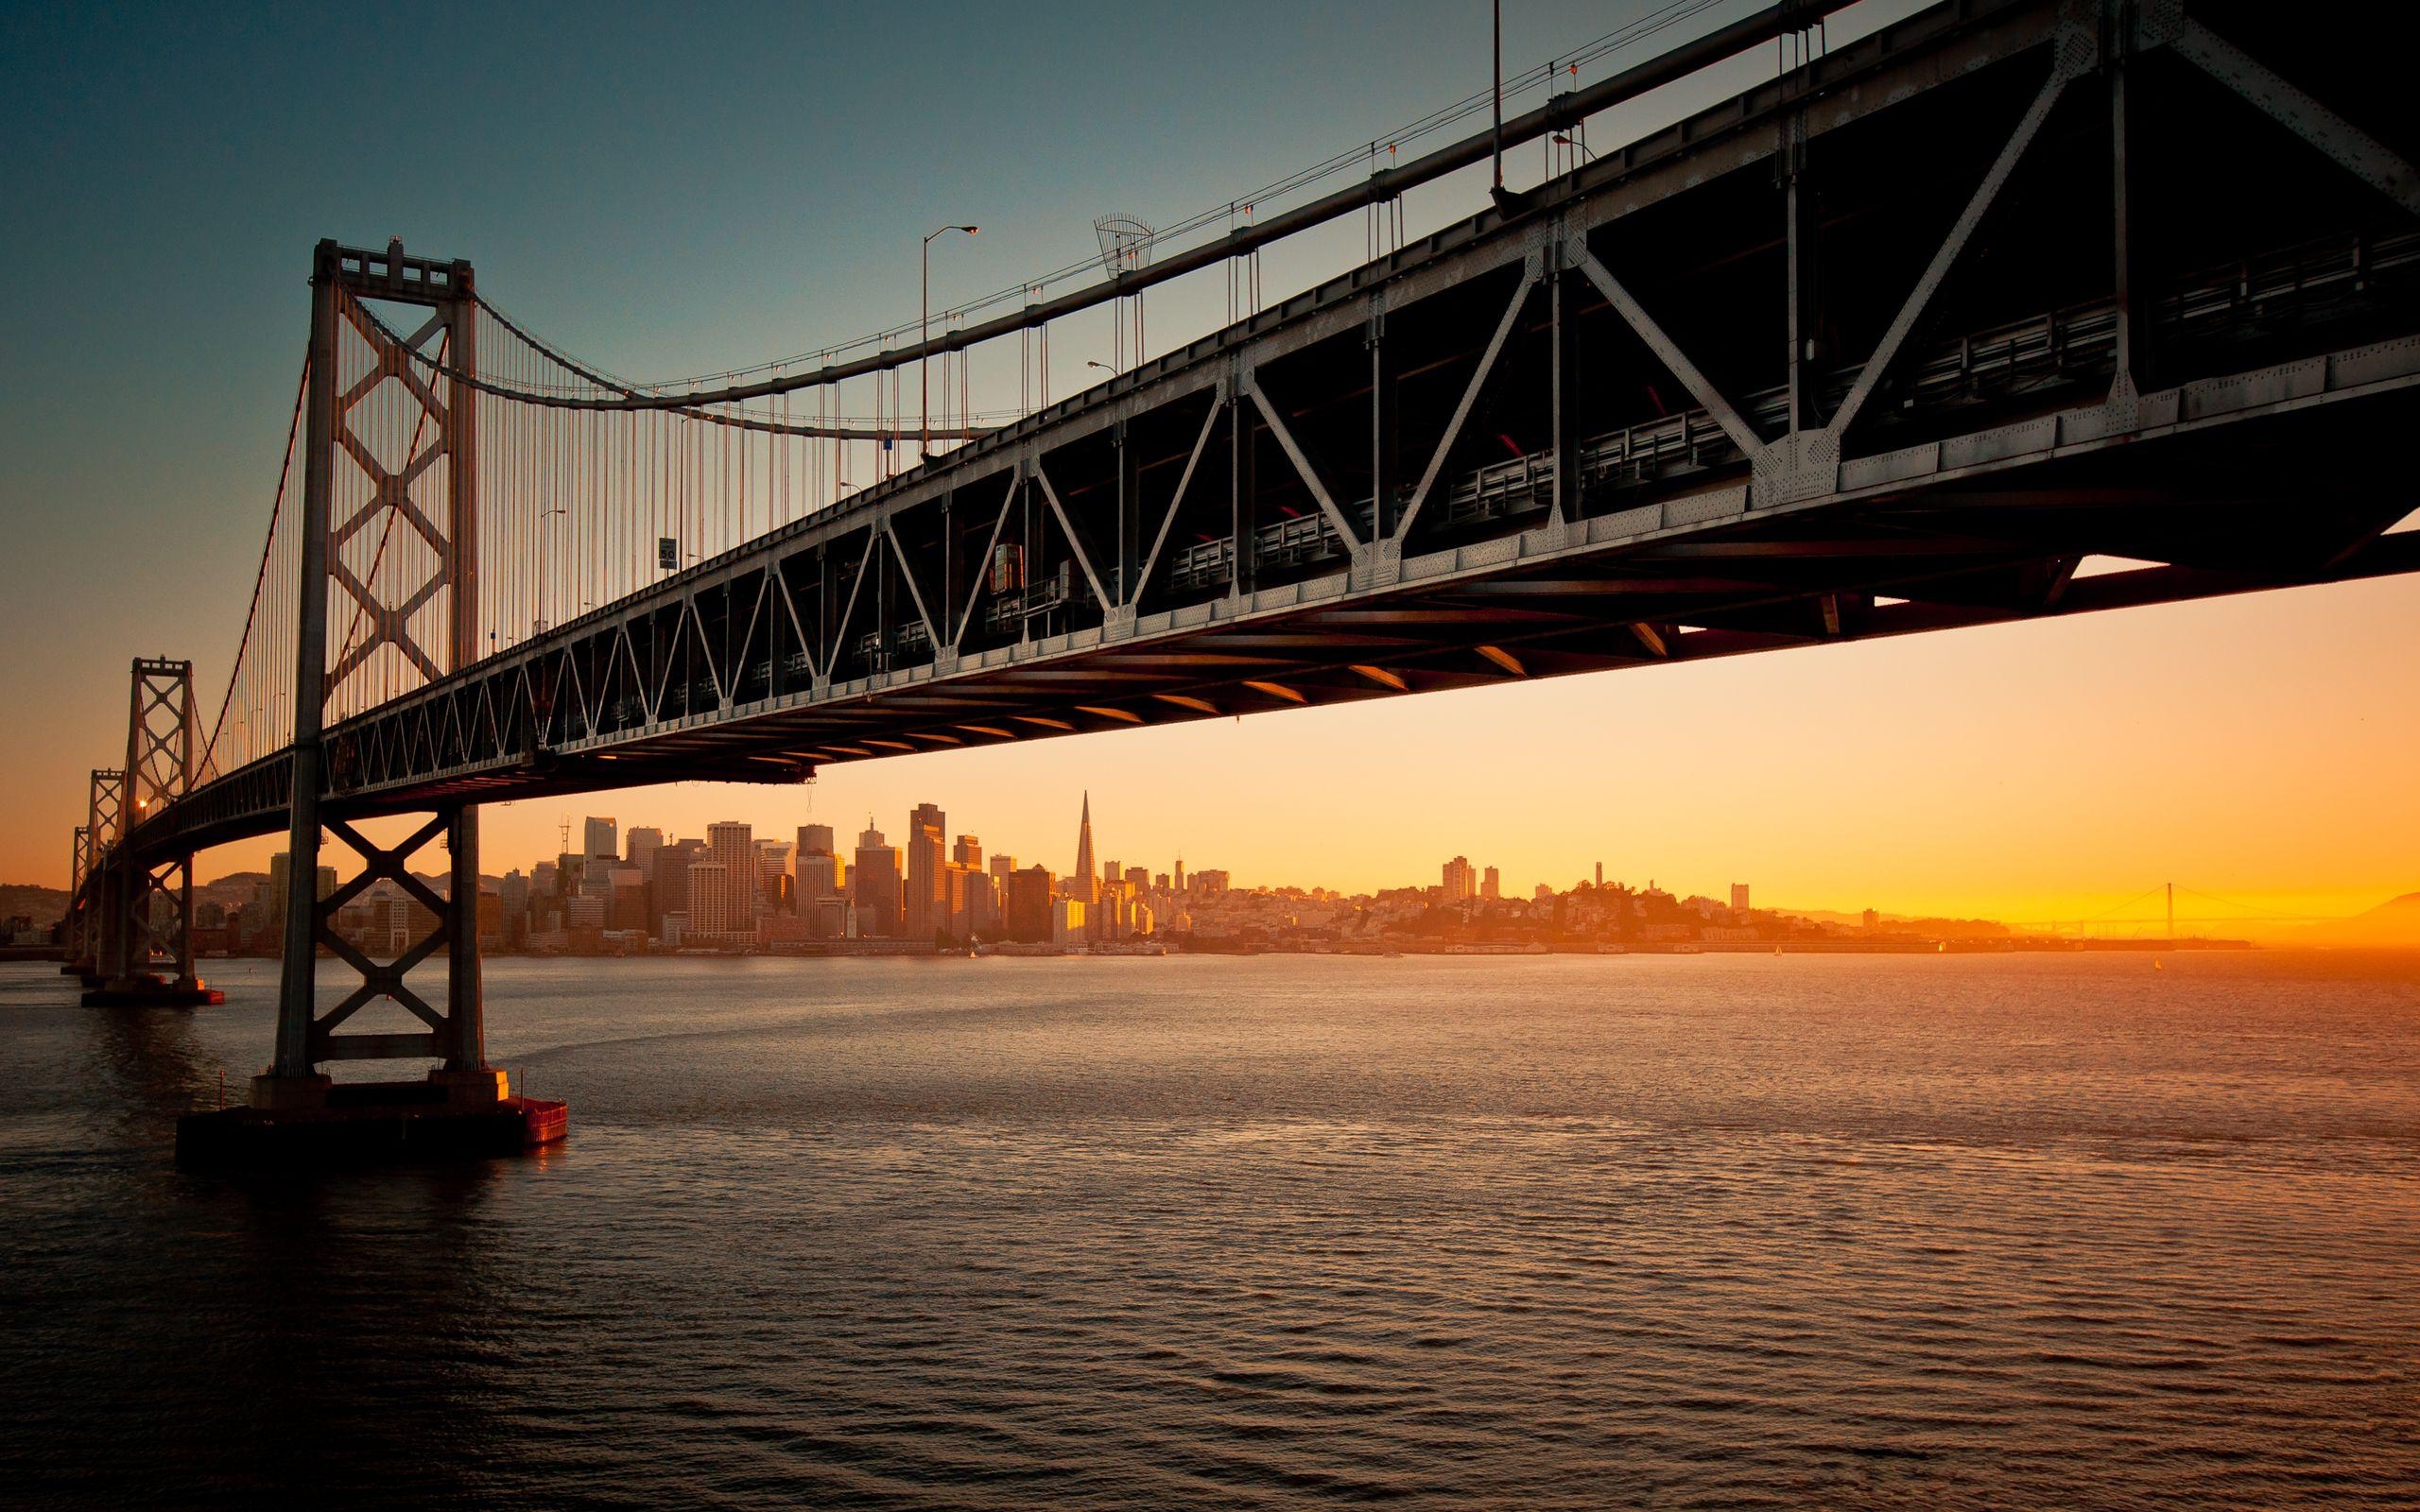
xmin=3 ymin=1 xmax=2415 ymax=928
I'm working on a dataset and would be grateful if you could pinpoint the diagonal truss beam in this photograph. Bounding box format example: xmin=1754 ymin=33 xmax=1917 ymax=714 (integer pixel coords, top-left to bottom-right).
xmin=884 ymin=522 xmax=942 ymax=652
xmin=1247 ymin=377 xmax=1362 ymax=552
xmin=1395 ymin=261 xmax=1544 ymax=540
xmin=1826 ymin=52 xmax=2080 ymax=440
xmin=1568 ymin=245 xmax=1768 ymax=461
xmin=1136 ymin=397 xmax=1226 ymax=605
xmin=1032 ymin=457 xmax=1116 ymax=610
xmin=954 ymin=469 xmax=1023 ymax=649
xmin=2169 ymin=20 xmax=2419 ymax=220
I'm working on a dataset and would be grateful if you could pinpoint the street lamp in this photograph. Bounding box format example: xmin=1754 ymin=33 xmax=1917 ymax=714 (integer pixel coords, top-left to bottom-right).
xmin=1551 ymin=132 xmax=1597 ymax=163
xmin=1086 ymin=359 xmax=1118 ymax=378
xmin=923 ymin=224 xmax=978 ymax=459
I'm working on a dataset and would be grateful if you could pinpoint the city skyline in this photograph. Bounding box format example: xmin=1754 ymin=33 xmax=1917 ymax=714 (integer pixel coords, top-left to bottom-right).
xmin=149 ymin=782 xmax=2409 ymax=945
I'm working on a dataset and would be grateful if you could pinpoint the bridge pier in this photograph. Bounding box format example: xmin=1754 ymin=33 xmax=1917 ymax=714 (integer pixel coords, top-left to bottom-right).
xmin=201 ymin=796 xmax=562 ymax=1163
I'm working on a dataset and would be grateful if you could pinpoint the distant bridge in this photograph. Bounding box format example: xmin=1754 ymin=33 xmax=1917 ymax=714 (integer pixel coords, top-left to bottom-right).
xmin=67 ymin=0 xmax=2420 ymax=1110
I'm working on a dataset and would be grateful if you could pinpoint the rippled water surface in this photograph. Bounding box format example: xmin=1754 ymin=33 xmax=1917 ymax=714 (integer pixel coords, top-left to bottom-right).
xmin=5 ymin=951 xmax=2418 ymax=1508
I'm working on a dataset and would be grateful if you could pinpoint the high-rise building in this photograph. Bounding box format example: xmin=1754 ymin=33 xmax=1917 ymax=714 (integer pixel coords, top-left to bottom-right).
xmin=1443 ymin=856 xmax=1477 ymax=903
xmin=953 ymin=833 xmax=982 ymax=869
xmin=1072 ymin=793 xmax=1098 ymax=903
xmin=963 ymin=868 xmax=1001 ymax=937
xmin=626 ymin=826 xmax=664 ymax=874
xmin=686 ymin=861 xmax=735 ymax=938
xmin=651 ymin=837 xmax=705 ymax=938
xmin=1482 ymin=866 xmax=1501 ymax=902
xmin=1730 ymin=883 xmax=1752 ymax=913
xmin=906 ymin=802 xmax=946 ymax=939
xmin=989 ymin=853 xmax=1016 ymax=881
xmin=499 ymin=870 xmax=530 ymax=947
xmin=853 ymin=820 xmax=902 ymax=937
xmin=1173 ymin=857 xmax=1186 ymax=894
xmin=706 ymin=822 xmax=757 ymax=934
xmin=608 ymin=868 xmax=648 ymax=932
xmin=584 ymin=816 xmax=618 ymax=868
xmin=1124 ymin=866 xmax=1150 ymax=892
xmin=1051 ymin=897 xmax=1087 ymax=946
xmin=799 ymin=822 xmax=836 ymax=857
xmin=755 ymin=839 xmax=795 ymax=915
xmin=796 ymin=850 xmax=841 ymax=907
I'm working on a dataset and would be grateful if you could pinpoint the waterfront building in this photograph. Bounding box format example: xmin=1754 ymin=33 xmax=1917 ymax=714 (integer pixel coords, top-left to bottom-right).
xmin=1051 ymin=897 xmax=1087 ymax=946
xmin=1731 ymin=883 xmax=1752 ymax=913
xmin=963 ymin=869 xmax=1000 ymax=937
xmin=1005 ymin=865 xmax=1056 ymax=942
xmin=1482 ymin=866 xmax=1501 ymax=901
xmin=1443 ymin=856 xmax=1477 ymax=904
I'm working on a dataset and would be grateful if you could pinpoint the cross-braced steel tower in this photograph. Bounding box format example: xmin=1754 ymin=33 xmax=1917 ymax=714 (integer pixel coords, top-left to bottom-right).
xmin=93 ymin=658 xmax=206 ymax=995
xmin=260 ymin=238 xmax=490 ymax=1104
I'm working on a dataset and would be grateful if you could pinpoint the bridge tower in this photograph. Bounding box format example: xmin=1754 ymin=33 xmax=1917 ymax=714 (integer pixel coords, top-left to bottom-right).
xmin=69 ymin=768 xmax=124 ymax=985
xmin=58 ymin=825 xmax=91 ymax=975
xmin=254 ymin=238 xmax=493 ymax=1108
xmin=85 ymin=659 xmax=221 ymax=1005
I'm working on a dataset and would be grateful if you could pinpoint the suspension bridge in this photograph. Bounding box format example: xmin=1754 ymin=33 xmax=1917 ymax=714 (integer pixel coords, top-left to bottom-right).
xmin=55 ymin=0 xmax=2420 ymax=1158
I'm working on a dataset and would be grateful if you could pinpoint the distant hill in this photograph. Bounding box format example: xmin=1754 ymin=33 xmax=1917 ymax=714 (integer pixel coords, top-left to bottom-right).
xmin=2292 ymin=892 xmax=2420 ymax=947
xmin=0 ymin=885 xmax=69 ymax=928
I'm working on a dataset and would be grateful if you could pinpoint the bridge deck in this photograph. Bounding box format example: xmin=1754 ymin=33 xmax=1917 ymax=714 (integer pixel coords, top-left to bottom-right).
xmin=139 ymin=0 xmax=2420 ymax=856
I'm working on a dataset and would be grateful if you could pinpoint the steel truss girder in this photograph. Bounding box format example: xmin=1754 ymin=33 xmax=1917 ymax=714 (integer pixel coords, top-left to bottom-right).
xmin=120 ymin=0 xmax=2420 ymax=855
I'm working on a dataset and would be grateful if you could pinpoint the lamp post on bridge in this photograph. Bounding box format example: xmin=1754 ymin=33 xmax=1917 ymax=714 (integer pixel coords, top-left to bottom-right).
xmin=922 ymin=224 xmax=977 ymax=461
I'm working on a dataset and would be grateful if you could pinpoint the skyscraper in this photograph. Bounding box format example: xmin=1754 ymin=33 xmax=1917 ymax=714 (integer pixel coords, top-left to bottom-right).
xmin=1073 ymin=792 xmax=1099 ymax=904
xmin=853 ymin=819 xmax=902 ymax=937
xmin=1482 ymin=866 xmax=1501 ymax=901
xmin=952 ymin=833 xmax=982 ymax=869
xmin=626 ymin=826 xmax=664 ymax=872
xmin=706 ymin=822 xmax=757 ymax=934
xmin=906 ymin=801 xmax=946 ymax=939
xmin=1005 ymin=865 xmax=1056 ymax=942
xmin=1443 ymin=856 xmax=1477 ymax=903
xmin=687 ymin=861 xmax=734 ymax=938
xmin=754 ymin=839 xmax=796 ymax=915
xmin=584 ymin=816 xmax=618 ymax=868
